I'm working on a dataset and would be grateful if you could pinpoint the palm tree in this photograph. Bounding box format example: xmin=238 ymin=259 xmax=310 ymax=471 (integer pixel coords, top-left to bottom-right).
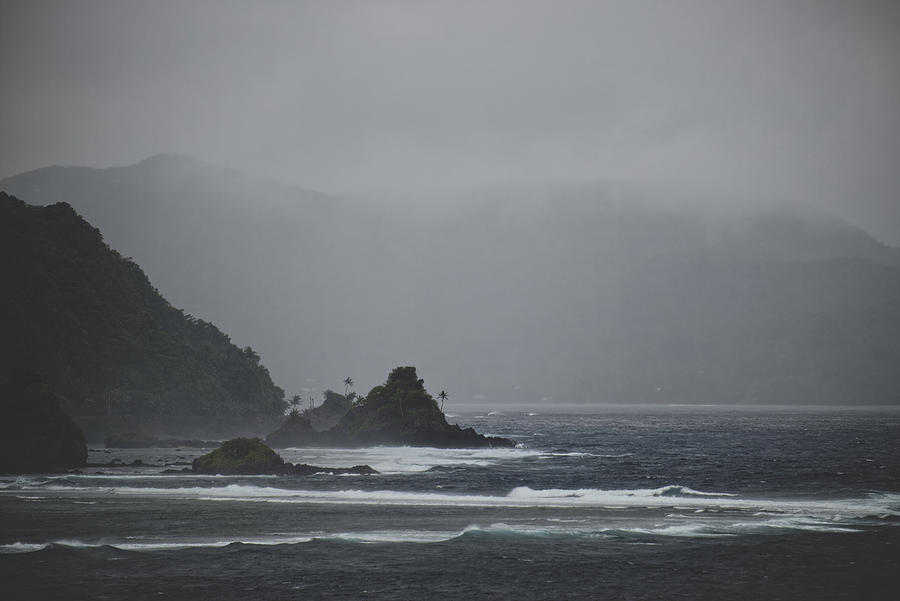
xmin=343 ymin=377 xmax=354 ymax=395
xmin=438 ymin=390 xmax=448 ymax=412
xmin=289 ymin=394 xmax=302 ymax=414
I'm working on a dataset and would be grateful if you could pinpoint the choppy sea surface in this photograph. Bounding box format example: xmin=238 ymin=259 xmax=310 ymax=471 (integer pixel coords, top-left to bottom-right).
xmin=2 ymin=407 xmax=899 ymax=600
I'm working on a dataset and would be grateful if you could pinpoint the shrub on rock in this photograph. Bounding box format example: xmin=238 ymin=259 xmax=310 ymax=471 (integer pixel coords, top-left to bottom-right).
xmin=192 ymin=437 xmax=284 ymax=474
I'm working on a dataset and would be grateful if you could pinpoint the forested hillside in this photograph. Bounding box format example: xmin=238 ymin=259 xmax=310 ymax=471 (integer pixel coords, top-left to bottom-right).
xmin=0 ymin=192 xmax=286 ymax=416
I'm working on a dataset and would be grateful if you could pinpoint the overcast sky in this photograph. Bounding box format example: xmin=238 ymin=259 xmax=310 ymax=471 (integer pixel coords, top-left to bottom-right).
xmin=2 ymin=0 xmax=898 ymax=243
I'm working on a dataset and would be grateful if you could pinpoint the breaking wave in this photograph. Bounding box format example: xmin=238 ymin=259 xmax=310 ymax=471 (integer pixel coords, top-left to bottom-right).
xmin=0 ymin=512 xmax=876 ymax=555
xmin=276 ymin=445 xmax=542 ymax=474
xmin=6 ymin=481 xmax=898 ymax=519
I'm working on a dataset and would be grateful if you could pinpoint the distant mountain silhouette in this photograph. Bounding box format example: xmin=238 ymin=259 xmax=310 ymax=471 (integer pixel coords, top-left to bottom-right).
xmin=3 ymin=157 xmax=899 ymax=404
xmin=0 ymin=192 xmax=286 ymax=416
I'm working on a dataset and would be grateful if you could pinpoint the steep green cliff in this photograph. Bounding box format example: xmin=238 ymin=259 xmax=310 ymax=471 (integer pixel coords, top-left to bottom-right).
xmin=0 ymin=193 xmax=286 ymax=417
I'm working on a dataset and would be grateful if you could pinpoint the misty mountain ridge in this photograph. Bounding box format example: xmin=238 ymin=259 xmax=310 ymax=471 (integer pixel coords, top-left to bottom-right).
xmin=3 ymin=155 xmax=899 ymax=405
xmin=7 ymin=154 xmax=896 ymax=267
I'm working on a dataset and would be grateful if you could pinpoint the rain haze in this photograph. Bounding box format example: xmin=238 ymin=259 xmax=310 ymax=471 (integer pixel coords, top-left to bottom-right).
xmin=4 ymin=4 xmax=900 ymax=600
xmin=2 ymin=0 xmax=899 ymax=240
xmin=2 ymin=0 xmax=899 ymax=406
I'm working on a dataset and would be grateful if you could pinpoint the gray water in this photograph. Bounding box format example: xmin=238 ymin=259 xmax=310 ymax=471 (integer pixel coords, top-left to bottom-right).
xmin=2 ymin=408 xmax=899 ymax=599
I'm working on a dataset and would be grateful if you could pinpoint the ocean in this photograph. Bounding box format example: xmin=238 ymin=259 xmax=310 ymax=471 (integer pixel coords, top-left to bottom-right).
xmin=2 ymin=407 xmax=899 ymax=600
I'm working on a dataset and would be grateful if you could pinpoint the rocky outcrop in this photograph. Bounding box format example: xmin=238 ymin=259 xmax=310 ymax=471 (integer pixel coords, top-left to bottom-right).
xmin=265 ymin=412 xmax=318 ymax=448
xmin=332 ymin=367 xmax=515 ymax=448
xmin=280 ymin=463 xmax=377 ymax=476
xmin=266 ymin=367 xmax=516 ymax=448
xmin=306 ymin=390 xmax=352 ymax=431
xmin=192 ymin=437 xmax=283 ymax=474
xmin=0 ymin=369 xmax=87 ymax=473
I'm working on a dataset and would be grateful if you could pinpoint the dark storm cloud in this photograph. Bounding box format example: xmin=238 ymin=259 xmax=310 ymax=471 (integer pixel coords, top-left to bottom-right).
xmin=1 ymin=0 xmax=898 ymax=242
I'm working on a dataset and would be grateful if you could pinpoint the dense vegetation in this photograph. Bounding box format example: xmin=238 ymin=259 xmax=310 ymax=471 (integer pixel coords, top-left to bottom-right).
xmin=0 ymin=369 xmax=87 ymax=473
xmin=192 ymin=438 xmax=283 ymax=474
xmin=267 ymin=389 xmax=352 ymax=446
xmin=0 ymin=193 xmax=286 ymax=416
xmin=304 ymin=389 xmax=353 ymax=430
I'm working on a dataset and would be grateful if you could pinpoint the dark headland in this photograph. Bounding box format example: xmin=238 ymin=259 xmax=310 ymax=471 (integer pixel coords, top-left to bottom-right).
xmin=0 ymin=195 xmax=513 ymax=474
xmin=0 ymin=192 xmax=287 ymax=429
xmin=0 ymin=370 xmax=87 ymax=473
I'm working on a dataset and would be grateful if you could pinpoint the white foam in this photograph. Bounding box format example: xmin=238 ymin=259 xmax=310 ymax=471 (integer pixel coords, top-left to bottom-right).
xmin=328 ymin=530 xmax=461 ymax=544
xmin=542 ymin=451 xmax=597 ymax=457
xmin=718 ymin=517 xmax=863 ymax=535
xmin=53 ymin=538 xmax=104 ymax=548
xmin=0 ymin=537 xmax=318 ymax=553
xmin=507 ymin=485 xmax=736 ymax=500
xmin=276 ymin=445 xmax=541 ymax=474
xmin=113 ymin=485 xmax=889 ymax=518
xmin=3 ymin=476 xmax=52 ymax=489
xmin=115 ymin=536 xmax=318 ymax=550
xmin=0 ymin=533 xmax=451 ymax=553
xmin=40 ymin=473 xmax=268 ymax=480
xmin=0 ymin=542 xmax=50 ymax=554
xmin=0 ymin=510 xmax=881 ymax=554
xmin=504 ymin=487 xmax=900 ymax=517
xmin=114 ymin=541 xmax=235 ymax=550
xmin=461 ymin=515 xmax=868 ymax=539
xmin=621 ymin=523 xmax=730 ymax=538
xmin=5 ymin=479 xmax=899 ymax=523
xmin=452 ymin=521 xmax=722 ymax=539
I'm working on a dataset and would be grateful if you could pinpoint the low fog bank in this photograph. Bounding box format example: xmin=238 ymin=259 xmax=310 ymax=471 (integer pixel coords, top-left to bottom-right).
xmin=3 ymin=156 xmax=899 ymax=406
xmin=4 ymin=1 xmax=899 ymax=246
